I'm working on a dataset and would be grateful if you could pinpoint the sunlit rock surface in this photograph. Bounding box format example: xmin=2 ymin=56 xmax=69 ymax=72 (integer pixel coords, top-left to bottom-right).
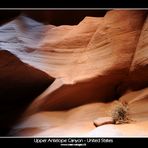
xmin=10 ymin=88 xmax=148 ymax=137
xmin=0 ymin=10 xmax=148 ymax=136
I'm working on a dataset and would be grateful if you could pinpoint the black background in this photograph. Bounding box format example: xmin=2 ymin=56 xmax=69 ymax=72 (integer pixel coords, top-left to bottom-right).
xmin=0 ymin=0 xmax=147 ymax=8
xmin=0 ymin=138 xmax=147 ymax=146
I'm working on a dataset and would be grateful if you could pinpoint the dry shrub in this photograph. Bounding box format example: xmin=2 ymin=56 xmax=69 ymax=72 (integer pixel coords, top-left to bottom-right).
xmin=111 ymin=101 xmax=130 ymax=124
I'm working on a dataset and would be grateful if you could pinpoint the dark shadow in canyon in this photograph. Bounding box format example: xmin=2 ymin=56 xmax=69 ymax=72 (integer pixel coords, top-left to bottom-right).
xmin=0 ymin=10 xmax=108 ymax=26
xmin=0 ymin=50 xmax=55 ymax=136
xmin=25 ymin=68 xmax=130 ymax=114
xmin=117 ymin=65 xmax=148 ymax=95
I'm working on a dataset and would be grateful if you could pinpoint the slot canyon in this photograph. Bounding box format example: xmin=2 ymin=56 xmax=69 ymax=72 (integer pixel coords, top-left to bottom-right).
xmin=0 ymin=10 xmax=148 ymax=137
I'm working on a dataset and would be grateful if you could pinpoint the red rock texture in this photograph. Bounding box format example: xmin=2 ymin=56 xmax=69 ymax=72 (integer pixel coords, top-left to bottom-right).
xmin=23 ymin=10 xmax=147 ymax=114
xmin=0 ymin=50 xmax=54 ymax=135
xmin=0 ymin=10 xmax=148 ymax=136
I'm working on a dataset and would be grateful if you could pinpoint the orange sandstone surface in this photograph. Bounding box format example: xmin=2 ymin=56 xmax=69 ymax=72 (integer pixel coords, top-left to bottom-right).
xmin=0 ymin=10 xmax=148 ymax=136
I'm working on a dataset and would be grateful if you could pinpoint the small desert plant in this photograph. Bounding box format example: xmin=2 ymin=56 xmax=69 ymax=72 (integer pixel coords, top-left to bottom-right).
xmin=111 ymin=101 xmax=130 ymax=124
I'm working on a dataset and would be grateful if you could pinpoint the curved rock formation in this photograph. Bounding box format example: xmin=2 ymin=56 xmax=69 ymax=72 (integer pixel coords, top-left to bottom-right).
xmin=0 ymin=10 xmax=148 ymax=136
xmin=0 ymin=50 xmax=54 ymax=135
xmin=128 ymin=15 xmax=148 ymax=90
xmin=24 ymin=10 xmax=147 ymax=114
xmin=10 ymin=88 xmax=148 ymax=137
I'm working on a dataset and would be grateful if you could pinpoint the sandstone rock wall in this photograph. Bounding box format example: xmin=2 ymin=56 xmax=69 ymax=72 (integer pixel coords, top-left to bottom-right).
xmin=0 ymin=10 xmax=148 ymax=136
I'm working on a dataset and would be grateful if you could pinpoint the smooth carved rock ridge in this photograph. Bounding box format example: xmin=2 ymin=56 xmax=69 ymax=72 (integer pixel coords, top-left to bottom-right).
xmin=0 ymin=10 xmax=148 ymax=136
xmin=21 ymin=10 xmax=147 ymax=114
